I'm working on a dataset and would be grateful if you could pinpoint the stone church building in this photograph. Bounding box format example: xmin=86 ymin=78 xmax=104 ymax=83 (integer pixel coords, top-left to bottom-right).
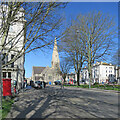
xmin=32 ymin=37 xmax=61 ymax=85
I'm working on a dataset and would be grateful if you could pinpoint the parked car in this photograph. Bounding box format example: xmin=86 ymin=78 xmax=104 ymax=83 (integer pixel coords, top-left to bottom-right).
xmin=69 ymin=79 xmax=74 ymax=85
xmin=30 ymin=80 xmax=34 ymax=87
xmin=54 ymin=80 xmax=61 ymax=85
xmin=34 ymin=81 xmax=42 ymax=89
xmin=73 ymin=80 xmax=77 ymax=84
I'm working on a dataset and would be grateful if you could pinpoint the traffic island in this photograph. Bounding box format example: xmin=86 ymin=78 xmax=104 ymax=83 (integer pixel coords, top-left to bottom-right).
xmin=63 ymin=84 xmax=120 ymax=92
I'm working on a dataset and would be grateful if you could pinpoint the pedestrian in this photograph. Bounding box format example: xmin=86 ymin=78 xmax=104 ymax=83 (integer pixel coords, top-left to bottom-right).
xmin=43 ymin=81 xmax=46 ymax=88
xmin=41 ymin=81 xmax=44 ymax=88
xmin=24 ymin=80 xmax=26 ymax=88
xmin=13 ymin=80 xmax=17 ymax=95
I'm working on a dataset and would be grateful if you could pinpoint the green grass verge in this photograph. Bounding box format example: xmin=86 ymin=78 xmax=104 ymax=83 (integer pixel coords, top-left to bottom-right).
xmin=64 ymin=84 xmax=120 ymax=91
xmin=2 ymin=97 xmax=14 ymax=119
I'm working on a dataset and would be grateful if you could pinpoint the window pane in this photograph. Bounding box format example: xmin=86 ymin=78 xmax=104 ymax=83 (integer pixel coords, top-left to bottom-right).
xmin=48 ymin=76 xmax=52 ymax=80
xmin=8 ymin=72 xmax=11 ymax=78
xmin=11 ymin=54 xmax=14 ymax=67
xmin=3 ymin=72 xmax=6 ymax=78
xmin=11 ymin=63 xmax=14 ymax=68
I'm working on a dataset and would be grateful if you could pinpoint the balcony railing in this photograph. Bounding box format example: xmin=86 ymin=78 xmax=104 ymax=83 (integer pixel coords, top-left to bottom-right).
xmin=2 ymin=65 xmax=18 ymax=70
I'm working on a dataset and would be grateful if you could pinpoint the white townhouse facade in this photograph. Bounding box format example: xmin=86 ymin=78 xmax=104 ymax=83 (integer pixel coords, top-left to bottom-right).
xmin=118 ymin=67 xmax=120 ymax=84
xmin=114 ymin=66 xmax=120 ymax=84
xmin=0 ymin=5 xmax=26 ymax=90
xmin=81 ymin=67 xmax=89 ymax=84
xmin=65 ymin=73 xmax=76 ymax=81
xmin=82 ymin=62 xmax=115 ymax=84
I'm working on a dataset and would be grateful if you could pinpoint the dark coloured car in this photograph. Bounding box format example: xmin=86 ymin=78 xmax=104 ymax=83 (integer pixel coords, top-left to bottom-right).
xmin=30 ymin=80 xmax=34 ymax=87
xmin=34 ymin=81 xmax=42 ymax=89
xmin=54 ymin=81 xmax=61 ymax=85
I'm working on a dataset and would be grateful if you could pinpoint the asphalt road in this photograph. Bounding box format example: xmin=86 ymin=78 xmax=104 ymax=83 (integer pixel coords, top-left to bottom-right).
xmin=7 ymin=85 xmax=119 ymax=119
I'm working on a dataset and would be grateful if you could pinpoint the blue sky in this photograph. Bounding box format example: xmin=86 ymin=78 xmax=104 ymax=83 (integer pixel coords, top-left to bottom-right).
xmin=25 ymin=2 xmax=118 ymax=78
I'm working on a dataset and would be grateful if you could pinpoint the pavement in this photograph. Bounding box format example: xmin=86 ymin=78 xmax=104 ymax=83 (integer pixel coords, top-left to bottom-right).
xmin=6 ymin=85 xmax=119 ymax=119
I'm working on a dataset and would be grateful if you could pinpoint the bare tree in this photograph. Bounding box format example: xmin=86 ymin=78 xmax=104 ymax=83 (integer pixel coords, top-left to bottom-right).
xmin=60 ymin=11 xmax=117 ymax=87
xmin=76 ymin=12 xmax=117 ymax=87
xmin=0 ymin=2 xmax=67 ymax=67
xmin=59 ymin=24 xmax=86 ymax=86
xmin=0 ymin=1 xmax=67 ymax=94
xmin=0 ymin=2 xmax=67 ymax=116
xmin=60 ymin=58 xmax=72 ymax=82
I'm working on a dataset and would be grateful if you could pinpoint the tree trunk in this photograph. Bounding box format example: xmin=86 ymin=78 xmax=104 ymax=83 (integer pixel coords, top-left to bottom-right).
xmin=88 ymin=62 xmax=91 ymax=88
xmin=62 ymin=73 xmax=66 ymax=82
xmin=77 ymin=70 xmax=80 ymax=86
xmin=88 ymin=62 xmax=93 ymax=88
xmin=90 ymin=65 xmax=92 ymax=85
xmin=63 ymin=77 xmax=66 ymax=82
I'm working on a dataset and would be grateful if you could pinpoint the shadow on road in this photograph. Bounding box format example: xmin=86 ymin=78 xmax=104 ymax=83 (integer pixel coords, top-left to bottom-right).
xmin=7 ymin=86 xmax=118 ymax=119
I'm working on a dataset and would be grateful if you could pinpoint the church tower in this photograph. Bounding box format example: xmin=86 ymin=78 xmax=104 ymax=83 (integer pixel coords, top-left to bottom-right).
xmin=51 ymin=37 xmax=60 ymax=70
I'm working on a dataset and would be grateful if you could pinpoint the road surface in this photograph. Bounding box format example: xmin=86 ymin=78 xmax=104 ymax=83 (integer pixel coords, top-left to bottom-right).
xmin=7 ymin=85 xmax=119 ymax=118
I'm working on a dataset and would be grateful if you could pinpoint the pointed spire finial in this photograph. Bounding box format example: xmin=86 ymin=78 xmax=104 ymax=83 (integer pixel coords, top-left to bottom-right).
xmin=54 ymin=37 xmax=57 ymax=45
xmin=51 ymin=37 xmax=60 ymax=69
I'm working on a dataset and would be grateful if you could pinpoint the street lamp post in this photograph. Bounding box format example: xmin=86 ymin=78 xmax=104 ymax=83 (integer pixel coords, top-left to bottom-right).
xmin=88 ymin=34 xmax=91 ymax=89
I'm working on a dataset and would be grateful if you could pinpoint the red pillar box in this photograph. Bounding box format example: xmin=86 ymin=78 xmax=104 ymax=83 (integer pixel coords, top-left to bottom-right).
xmin=2 ymin=79 xmax=12 ymax=96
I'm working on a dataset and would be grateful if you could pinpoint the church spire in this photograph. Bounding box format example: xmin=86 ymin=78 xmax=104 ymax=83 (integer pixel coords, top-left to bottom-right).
xmin=53 ymin=37 xmax=57 ymax=51
xmin=51 ymin=37 xmax=60 ymax=69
